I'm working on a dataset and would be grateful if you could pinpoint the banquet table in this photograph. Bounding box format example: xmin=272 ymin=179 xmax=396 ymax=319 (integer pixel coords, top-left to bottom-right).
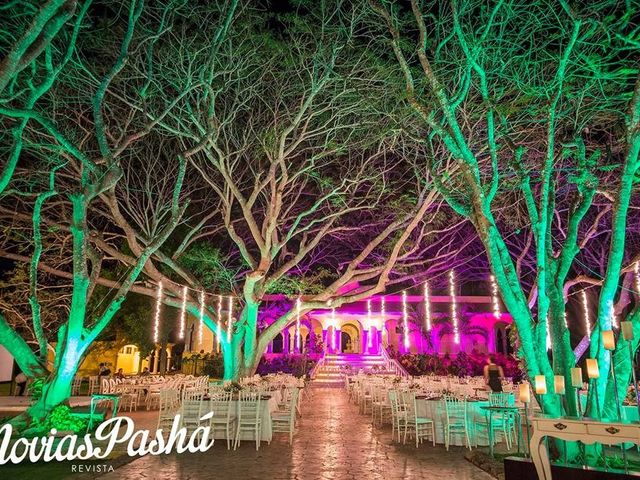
xmin=415 ymin=398 xmax=496 ymax=446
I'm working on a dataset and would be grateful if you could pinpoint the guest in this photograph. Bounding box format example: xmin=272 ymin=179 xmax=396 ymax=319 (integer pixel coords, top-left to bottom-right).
xmin=483 ymin=355 xmax=504 ymax=392
xmin=98 ymin=363 xmax=111 ymax=377
xmin=115 ymin=368 xmax=125 ymax=379
xmin=140 ymin=367 xmax=151 ymax=376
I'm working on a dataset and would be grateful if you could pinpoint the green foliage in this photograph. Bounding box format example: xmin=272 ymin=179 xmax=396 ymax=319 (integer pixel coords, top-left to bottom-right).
xmin=32 ymin=405 xmax=87 ymax=434
xmin=27 ymin=378 xmax=44 ymax=401
xmin=265 ymin=268 xmax=336 ymax=295
xmin=180 ymin=243 xmax=239 ymax=291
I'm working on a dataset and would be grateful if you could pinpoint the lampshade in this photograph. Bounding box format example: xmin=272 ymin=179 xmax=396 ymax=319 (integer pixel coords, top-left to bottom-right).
xmin=535 ymin=375 xmax=547 ymax=394
xmin=602 ymin=330 xmax=615 ymax=350
xmin=570 ymin=367 xmax=583 ymax=388
xmin=622 ymin=321 xmax=634 ymax=341
xmin=586 ymin=358 xmax=599 ymax=379
xmin=553 ymin=375 xmax=565 ymax=395
xmin=519 ymin=382 xmax=530 ymax=403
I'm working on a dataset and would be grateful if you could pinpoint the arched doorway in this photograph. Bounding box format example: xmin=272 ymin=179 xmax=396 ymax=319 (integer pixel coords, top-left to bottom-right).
xmin=272 ymin=333 xmax=284 ymax=353
xmin=341 ymin=323 xmax=360 ymax=353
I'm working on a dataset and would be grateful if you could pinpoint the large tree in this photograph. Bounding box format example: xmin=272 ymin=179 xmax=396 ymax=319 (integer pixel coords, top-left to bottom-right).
xmin=86 ymin=2 xmax=477 ymax=380
xmin=0 ymin=0 xmax=239 ymax=427
xmin=371 ymin=0 xmax=640 ymax=418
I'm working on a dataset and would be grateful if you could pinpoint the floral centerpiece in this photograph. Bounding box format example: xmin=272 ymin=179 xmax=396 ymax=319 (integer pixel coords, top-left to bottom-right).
xmin=223 ymin=381 xmax=243 ymax=393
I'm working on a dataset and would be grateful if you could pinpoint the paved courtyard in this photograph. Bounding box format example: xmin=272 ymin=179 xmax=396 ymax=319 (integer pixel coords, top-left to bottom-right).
xmin=75 ymin=388 xmax=493 ymax=480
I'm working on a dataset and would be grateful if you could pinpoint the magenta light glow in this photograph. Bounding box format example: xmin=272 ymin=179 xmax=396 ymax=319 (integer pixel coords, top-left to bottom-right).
xmin=402 ymin=290 xmax=409 ymax=349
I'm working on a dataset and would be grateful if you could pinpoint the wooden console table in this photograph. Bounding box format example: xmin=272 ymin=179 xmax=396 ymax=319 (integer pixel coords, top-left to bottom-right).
xmin=530 ymin=415 xmax=640 ymax=479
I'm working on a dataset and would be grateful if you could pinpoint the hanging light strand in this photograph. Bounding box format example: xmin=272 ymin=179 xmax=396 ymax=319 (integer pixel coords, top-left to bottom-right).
xmin=490 ymin=274 xmax=501 ymax=319
xmin=331 ymin=307 xmax=336 ymax=350
xmin=449 ymin=270 xmax=460 ymax=344
xmin=227 ymin=296 xmax=233 ymax=343
xmin=402 ymin=290 xmax=410 ymax=349
xmin=153 ymin=281 xmax=163 ymax=344
xmin=198 ymin=291 xmax=205 ymax=347
xmin=295 ymin=297 xmax=301 ymax=352
xmin=636 ymin=262 xmax=640 ymax=294
xmin=424 ymin=282 xmax=431 ymax=331
xmin=367 ymin=299 xmax=373 ymax=350
xmin=178 ymin=286 xmax=187 ymax=339
xmin=381 ymin=296 xmax=386 ymax=346
xmin=216 ymin=295 xmax=222 ymax=352
xmin=582 ymin=290 xmax=591 ymax=337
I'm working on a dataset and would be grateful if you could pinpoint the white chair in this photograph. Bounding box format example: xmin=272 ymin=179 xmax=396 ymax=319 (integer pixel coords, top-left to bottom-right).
xmin=478 ymin=392 xmax=516 ymax=449
xmin=443 ymin=396 xmax=472 ymax=450
xmin=180 ymin=398 xmax=204 ymax=434
xmin=157 ymin=389 xmax=180 ymax=431
xmin=208 ymin=391 xmax=237 ymax=450
xmin=411 ymin=394 xmax=435 ymax=448
xmin=272 ymin=388 xmax=299 ymax=445
xmin=72 ymin=376 xmax=83 ymax=396
xmin=234 ymin=391 xmax=262 ymax=451
xmin=388 ymin=390 xmax=409 ymax=443
xmin=88 ymin=376 xmax=99 ymax=395
xmin=371 ymin=383 xmax=392 ymax=426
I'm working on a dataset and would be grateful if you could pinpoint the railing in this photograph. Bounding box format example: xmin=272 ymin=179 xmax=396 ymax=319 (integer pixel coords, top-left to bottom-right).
xmin=380 ymin=346 xmax=410 ymax=377
xmin=308 ymin=353 xmax=326 ymax=379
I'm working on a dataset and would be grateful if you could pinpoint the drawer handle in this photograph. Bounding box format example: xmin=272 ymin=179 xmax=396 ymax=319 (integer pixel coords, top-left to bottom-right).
xmin=553 ymin=423 xmax=567 ymax=430
xmin=605 ymin=427 xmax=620 ymax=435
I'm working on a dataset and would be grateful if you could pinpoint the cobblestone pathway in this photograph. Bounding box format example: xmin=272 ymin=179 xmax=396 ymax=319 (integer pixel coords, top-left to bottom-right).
xmin=91 ymin=388 xmax=492 ymax=480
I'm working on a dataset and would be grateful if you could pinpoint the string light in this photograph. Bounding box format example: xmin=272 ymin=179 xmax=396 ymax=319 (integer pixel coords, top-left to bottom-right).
xmin=449 ymin=270 xmax=460 ymax=344
xmin=402 ymin=290 xmax=409 ymax=349
xmin=563 ymin=311 xmax=568 ymax=329
xmin=153 ymin=281 xmax=163 ymax=344
xmin=367 ymin=299 xmax=372 ymax=350
xmin=331 ymin=307 xmax=336 ymax=351
xmin=381 ymin=296 xmax=386 ymax=346
xmin=227 ymin=296 xmax=233 ymax=343
xmin=217 ymin=295 xmax=222 ymax=352
xmin=424 ymin=282 xmax=431 ymax=331
xmin=295 ymin=297 xmax=301 ymax=352
xmin=582 ymin=290 xmax=591 ymax=337
xmin=635 ymin=261 xmax=640 ymax=295
xmin=490 ymin=274 xmax=501 ymax=319
xmin=198 ymin=290 xmax=205 ymax=347
xmin=178 ymin=286 xmax=187 ymax=339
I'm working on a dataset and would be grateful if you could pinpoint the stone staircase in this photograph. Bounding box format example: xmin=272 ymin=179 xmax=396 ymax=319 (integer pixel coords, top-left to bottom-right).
xmin=312 ymin=353 xmax=387 ymax=387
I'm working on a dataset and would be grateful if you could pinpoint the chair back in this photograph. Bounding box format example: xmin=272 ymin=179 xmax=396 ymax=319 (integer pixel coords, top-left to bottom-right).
xmin=181 ymin=398 xmax=204 ymax=429
xmin=444 ymin=395 xmax=467 ymax=425
xmin=489 ymin=392 xmax=514 ymax=407
xmin=238 ymin=390 xmax=261 ymax=423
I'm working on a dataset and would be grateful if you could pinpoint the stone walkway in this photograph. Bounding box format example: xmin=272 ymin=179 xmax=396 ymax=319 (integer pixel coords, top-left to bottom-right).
xmin=83 ymin=388 xmax=492 ymax=480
